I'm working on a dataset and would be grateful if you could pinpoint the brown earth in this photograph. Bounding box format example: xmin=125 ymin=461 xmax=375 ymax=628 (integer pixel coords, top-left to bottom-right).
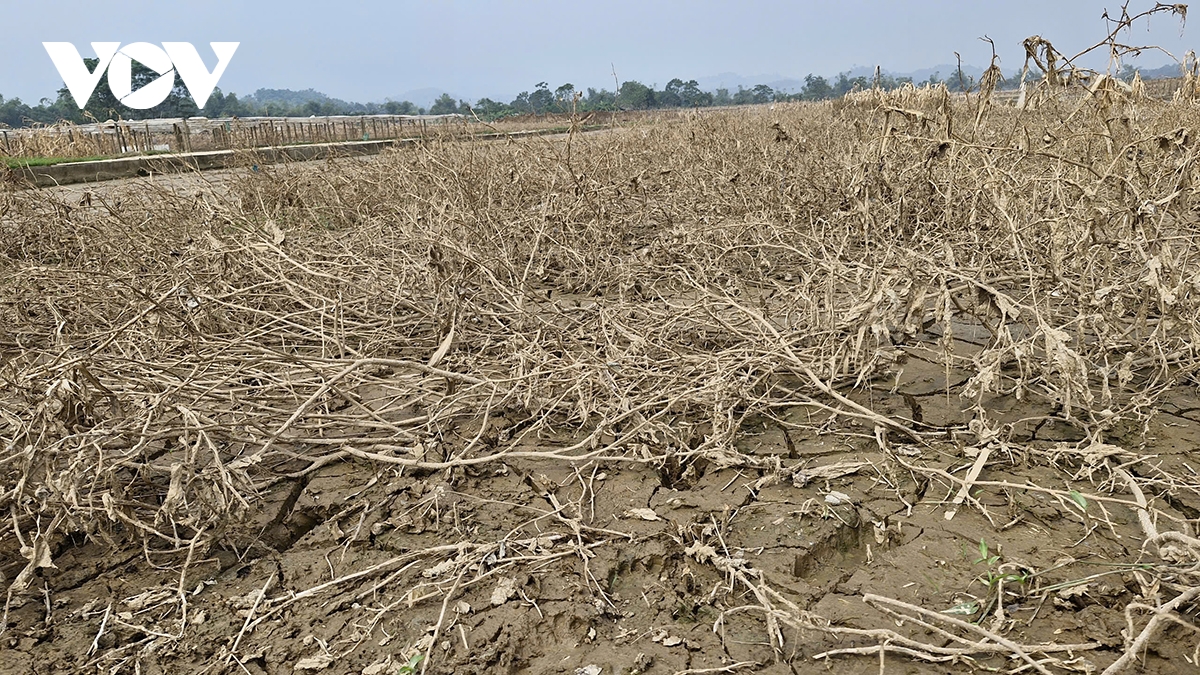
xmin=3 ymin=347 xmax=1196 ymax=675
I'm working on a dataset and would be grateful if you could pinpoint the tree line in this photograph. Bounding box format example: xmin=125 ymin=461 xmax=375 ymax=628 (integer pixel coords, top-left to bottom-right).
xmin=2 ymin=63 xmax=1033 ymax=128
xmin=0 ymin=58 xmax=425 ymax=128
xmin=435 ymin=69 xmax=1029 ymax=120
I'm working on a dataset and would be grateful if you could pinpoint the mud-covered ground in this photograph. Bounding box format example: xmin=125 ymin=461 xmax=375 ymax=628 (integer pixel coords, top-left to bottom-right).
xmin=4 ymin=344 xmax=1198 ymax=675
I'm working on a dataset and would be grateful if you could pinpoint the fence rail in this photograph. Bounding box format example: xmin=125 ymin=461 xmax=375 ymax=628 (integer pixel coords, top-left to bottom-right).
xmin=0 ymin=114 xmax=470 ymax=160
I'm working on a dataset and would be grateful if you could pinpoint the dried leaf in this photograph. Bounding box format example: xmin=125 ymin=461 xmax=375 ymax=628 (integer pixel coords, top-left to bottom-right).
xmin=943 ymin=601 xmax=979 ymax=616
xmin=265 ymin=219 xmax=286 ymax=246
xmin=491 ymin=576 xmax=518 ymax=606
xmin=824 ymin=491 xmax=852 ymax=506
xmin=625 ymin=507 xmax=661 ymax=521
xmin=294 ymin=654 xmax=335 ymax=671
xmin=428 ymin=323 xmax=455 ymax=368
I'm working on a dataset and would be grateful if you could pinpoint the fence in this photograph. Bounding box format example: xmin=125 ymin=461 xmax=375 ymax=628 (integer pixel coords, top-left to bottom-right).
xmin=0 ymin=114 xmax=471 ymax=160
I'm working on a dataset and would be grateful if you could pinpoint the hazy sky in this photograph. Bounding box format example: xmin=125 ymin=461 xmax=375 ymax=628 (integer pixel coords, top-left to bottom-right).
xmin=1 ymin=1 xmax=1193 ymax=104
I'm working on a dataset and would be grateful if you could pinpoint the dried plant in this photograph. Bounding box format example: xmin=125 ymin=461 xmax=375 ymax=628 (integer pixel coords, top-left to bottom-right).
xmin=3 ymin=8 xmax=1200 ymax=673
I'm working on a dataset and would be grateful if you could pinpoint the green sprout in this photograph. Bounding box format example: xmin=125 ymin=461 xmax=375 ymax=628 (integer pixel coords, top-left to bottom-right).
xmin=945 ymin=538 xmax=1032 ymax=621
xmin=398 ymin=654 xmax=424 ymax=675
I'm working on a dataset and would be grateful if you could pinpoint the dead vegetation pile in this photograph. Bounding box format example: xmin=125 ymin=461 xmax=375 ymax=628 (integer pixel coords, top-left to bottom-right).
xmin=4 ymin=15 xmax=1200 ymax=673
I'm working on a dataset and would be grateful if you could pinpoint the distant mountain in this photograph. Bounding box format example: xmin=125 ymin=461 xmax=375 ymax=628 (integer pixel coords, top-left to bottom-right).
xmin=870 ymin=64 xmax=988 ymax=84
xmin=1134 ymin=63 xmax=1183 ymax=79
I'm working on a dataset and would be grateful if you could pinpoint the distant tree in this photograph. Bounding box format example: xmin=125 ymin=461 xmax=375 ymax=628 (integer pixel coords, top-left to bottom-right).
xmin=551 ymin=83 xmax=578 ymax=113
xmin=999 ymin=70 xmax=1024 ymax=89
xmin=946 ymin=73 xmax=976 ymax=92
xmin=3 ymin=78 xmax=406 ymax=127
xmin=384 ymin=100 xmax=418 ymax=114
xmin=472 ymin=97 xmax=514 ymax=120
xmin=678 ymin=79 xmax=710 ymax=106
xmin=751 ymin=84 xmax=775 ymax=103
xmin=528 ymin=82 xmax=554 ymax=113
xmin=617 ymin=80 xmax=654 ymax=109
xmin=801 ymin=74 xmax=833 ymax=100
xmin=713 ymin=88 xmax=732 ymax=106
xmin=223 ymin=91 xmax=250 ymax=116
xmin=584 ymin=87 xmax=616 ymax=110
xmin=832 ymin=72 xmax=871 ymax=96
xmin=46 ymin=56 xmax=206 ymax=121
xmin=660 ymin=79 xmax=685 ymax=107
xmin=0 ymin=94 xmax=38 ymax=128
xmin=429 ymin=93 xmax=460 ymax=115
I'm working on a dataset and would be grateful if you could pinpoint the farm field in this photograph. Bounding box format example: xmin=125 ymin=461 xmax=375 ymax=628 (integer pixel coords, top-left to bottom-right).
xmin=3 ymin=85 xmax=1200 ymax=675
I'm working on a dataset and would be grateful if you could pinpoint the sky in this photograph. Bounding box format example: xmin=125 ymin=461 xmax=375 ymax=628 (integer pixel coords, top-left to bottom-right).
xmin=0 ymin=1 xmax=1194 ymax=105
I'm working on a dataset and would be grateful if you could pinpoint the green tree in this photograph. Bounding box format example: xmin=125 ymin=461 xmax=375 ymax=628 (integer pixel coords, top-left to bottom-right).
xmin=801 ymin=74 xmax=833 ymax=100
xmin=49 ymin=57 xmax=202 ymax=121
xmin=678 ymin=80 xmax=710 ymax=106
xmin=385 ymin=100 xmax=418 ymax=115
xmin=471 ymin=97 xmax=513 ymax=120
xmin=832 ymin=72 xmax=870 ymax=96
xmin=429 ymin=93 xmax=460 ymax=115
xmin=660 ymin=78 xmax=685 ymax=107
xmin=0 ymin=95 xmax=38 ymax=128
xmin=528 ymin=82 xmax=554 ymax=113
xmin=946 ymin=73 xmax=976 ymax=92
xmin=617 ymin=80 xmax=654 ymax=109
xmin=584 ymin=87 xmax=616 ymax=110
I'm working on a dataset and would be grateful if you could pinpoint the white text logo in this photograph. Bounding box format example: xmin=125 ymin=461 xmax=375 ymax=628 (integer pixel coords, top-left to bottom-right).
xmin=43 ymin=42 xmax=239 ymax=110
